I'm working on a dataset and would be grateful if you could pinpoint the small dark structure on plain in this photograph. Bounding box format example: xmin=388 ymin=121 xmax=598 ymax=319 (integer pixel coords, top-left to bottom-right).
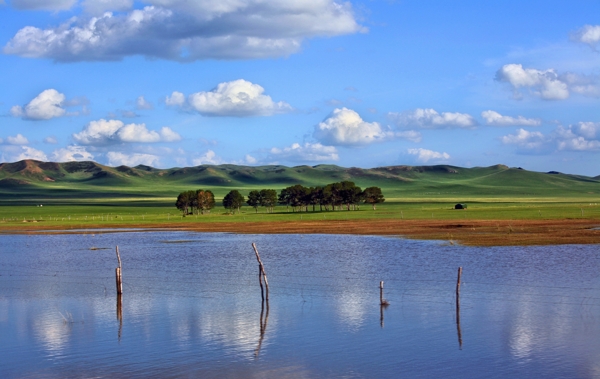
xmin=454 ymin=203 xmax=467 ymax=210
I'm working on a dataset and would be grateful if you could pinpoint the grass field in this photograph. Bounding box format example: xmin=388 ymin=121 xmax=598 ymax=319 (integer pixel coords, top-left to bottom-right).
xmin=1 ymin=160 xmax=599 ymax=245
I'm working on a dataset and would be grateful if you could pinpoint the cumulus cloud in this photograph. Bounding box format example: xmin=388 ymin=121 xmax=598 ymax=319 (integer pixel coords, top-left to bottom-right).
xmin=183 ymin=79 xmax=292 ymax=117
xmin=11 ymin=89 xmax=66 ymax=120
xmin=556 ymin=122 xmax=600 ymax=151
xmin=107 ymin=151 xmax=160 ymax=166
xmin=571 ymin=24 xmax=600 ymax=50
xmin=192 ymin=150 xmax=222 ymax=166
xmin=481 ymin=110 xmax=541 ymax=126
xmin=73 ymin=119 xmax=181 ymax=145
xmin=6 ymin=134 xmax=29 ymax=145
xmin=4 ymin=1 xmax=363 ymax=62
xmin=389 ymin=108 xmax=476 ymax=129
xmin=495 ymin=64 xmax=572 ymax=100
xmin=269 ymin=142 xmax=338 ymax=162
xmin=407 ymin=148 xmax=450 ymax=163
xmin=11 ymin=0 xmax=76 ymax=10
xmin=14 ymin=146 xmax=48 ymax=161
xmin=501 ymin=123 xmax=600 ymax=153
xmin=50 ymin=145 xmax=94 ymax=162
xmin=314 ymin=108 xmax=393 ymax=146
xmin=497 ymin=64 xmax=600 ymax=100
xmin=136 ymin=95 xmax=153 ymax=110
xmin=501 ymin=129 xmax=547 ymax=151
xmin=165 ymin=91 xmax=185 ymax=106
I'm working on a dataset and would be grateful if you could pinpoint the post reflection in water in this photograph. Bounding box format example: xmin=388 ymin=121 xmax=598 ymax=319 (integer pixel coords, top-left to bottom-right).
xmin=380 ymin=303 xmax=389 ymax=328
xmin=254 ymin=300 xmax=269 ymax=357
xmin=116 ymin=293 xmax=123 ymax=342
xmin=456 ymin=296 xmax=462 ymax=350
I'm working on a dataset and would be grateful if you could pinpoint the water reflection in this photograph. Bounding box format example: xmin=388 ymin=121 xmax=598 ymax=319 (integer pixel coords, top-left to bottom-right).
xmin=1 ymin=232 xmax=600 ymax=378
xmin=254 ymin=300 xmax=270 ymax=357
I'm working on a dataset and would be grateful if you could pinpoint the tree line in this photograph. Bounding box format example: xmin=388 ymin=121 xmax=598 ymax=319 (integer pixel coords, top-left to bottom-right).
xmin=175 ymin=181 xmax=384 ymax=215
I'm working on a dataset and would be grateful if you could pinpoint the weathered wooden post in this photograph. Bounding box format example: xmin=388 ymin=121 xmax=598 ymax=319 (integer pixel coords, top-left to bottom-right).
xmin=115 ymin=246 xmax=123 ymax=295
xmin=456 ymin=266 xmax=462 ymax=300
xmin=252 ymin=243 xmax=269 ymax=302
xmin=379 ymin=281 xmax=389 ymax=306
xmin=456 ymin=266 xmax=463 ymax=349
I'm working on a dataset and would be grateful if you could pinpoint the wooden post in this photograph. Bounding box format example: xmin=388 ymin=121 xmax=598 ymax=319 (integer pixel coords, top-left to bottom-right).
xmin=456 ymin=266 xmax=463 ymax=349
xmin=252 ymin=243 xmax=269 ymax=301
xmin=456 ymin=266 xmax=462 ymax=300
xmin=379 ymin=280 xmax=389 ymax=306
xmin=115 ymin=246 xmax=123 ymax=295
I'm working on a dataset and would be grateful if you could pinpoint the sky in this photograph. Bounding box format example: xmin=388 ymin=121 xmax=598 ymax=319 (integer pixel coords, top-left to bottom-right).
xmin=0 ymin=0 xmax=599 ymax=176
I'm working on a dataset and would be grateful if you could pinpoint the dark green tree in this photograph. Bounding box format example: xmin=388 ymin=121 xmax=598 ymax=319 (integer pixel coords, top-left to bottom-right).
xmin=259 ymin=189 xmax=278 ymax=213
xmin=196 ymin=189 xmax=215 ymax=214
xmin=247 ymin=190 xmax=261 ymax=213
xmin=223 ymin=190 xmax=245 ymax=214
xmin=362 ymin=186 xmax=385 ymax=210
xmin=175 ymin=190 xmax=196 ymax=215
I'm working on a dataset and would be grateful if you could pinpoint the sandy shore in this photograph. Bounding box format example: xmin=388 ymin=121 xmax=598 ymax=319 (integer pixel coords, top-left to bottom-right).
xmin=6 ymin=219 xmax=600 ymax=246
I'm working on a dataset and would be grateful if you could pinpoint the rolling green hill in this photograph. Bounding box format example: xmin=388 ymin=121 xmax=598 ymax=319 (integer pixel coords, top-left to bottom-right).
xmin=0 ymin=160 xmax=598 ymax=203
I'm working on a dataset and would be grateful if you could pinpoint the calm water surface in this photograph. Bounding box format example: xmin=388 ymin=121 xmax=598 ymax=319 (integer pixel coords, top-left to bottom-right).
xmin=1 ymin=232 xmax=599 ymax=378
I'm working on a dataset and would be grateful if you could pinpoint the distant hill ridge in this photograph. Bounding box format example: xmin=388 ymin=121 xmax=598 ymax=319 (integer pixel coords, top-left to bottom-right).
xmin=0 ymin=159 xmax=598 ymax=200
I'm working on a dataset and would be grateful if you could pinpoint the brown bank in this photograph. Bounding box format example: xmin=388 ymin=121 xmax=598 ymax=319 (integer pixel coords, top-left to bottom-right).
xmin=8 ymin=219 xmax=600 ymax=246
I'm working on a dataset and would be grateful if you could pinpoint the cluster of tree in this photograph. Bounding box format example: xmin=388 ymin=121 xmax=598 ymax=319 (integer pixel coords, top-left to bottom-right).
xmin=176 ymin=183 xmax=384 ymax=215
xmin=278 ymin=181 xmax=384 ymax=212
xmin=247 ymin=189 xmax=278 ymax=213
xmin=175 ymin=189 xmax=215 ymax=215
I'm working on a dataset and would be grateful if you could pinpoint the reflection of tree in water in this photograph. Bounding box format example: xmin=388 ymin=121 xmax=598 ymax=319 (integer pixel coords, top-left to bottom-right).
xmin=254 ymin=300 xmax=269 ymax=357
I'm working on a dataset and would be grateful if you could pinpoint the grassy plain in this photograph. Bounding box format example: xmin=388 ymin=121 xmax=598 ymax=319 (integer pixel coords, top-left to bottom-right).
xmin=0 ymin=160 xmax=599 ymax=245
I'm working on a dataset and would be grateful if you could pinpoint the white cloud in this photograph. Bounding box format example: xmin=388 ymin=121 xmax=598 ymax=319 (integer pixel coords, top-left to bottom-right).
xmin=82 ymin=0 xmax=133 ymax=15
xmin=495 ymin=64 xmax=569 ymax=100
xmin=192 ymin=150 xmax=222 ymax=166
xmin=571 ymin=24 xmax=600 ymax=50
xmin=165 ymin=91 xmax=185 ymax=106
xmin=107 ymin=151 xmax=160 ymax=166
xmin=136 ymin=95 xmax=154 ymax=110
xmin=395 ymin=130 xmax=422 ymax=143
xmin=11 ymin=89 xmax=66 ymax=120
xmin=6 ymin=134 xmax=29 ymax=145
xmin=15 ymin=146 xmax=48 ymax=161
xmin=11 ymin=0 xmax=76 ymax=10
xmin=73 ymin=119 xmax=181 ymax=145
xmin=269 ymin=142 xmax=338 ymax=162
xmin=50 ymin=145 xmax=94 ymax=162
xmin=502 ymin=122 xmax=600 ymax=154
xmin=44 ymin=136 xmax=58 ymax=145
xmin=407 ymin=148 xmax=450 ymax=163
xmin=560 ymin=72 xmax=600 ymax=98
xmin=500 ymin=129 xmax=552 ymax=152
xmin=481 ymin=110 xmax=541 ymax=126
xmin=4 ymin=1 xmax=363 ymax=62
xmin=556 ymin=123 xmax=600 ymax=151
xmin=186 ymin=79 xmax=292 ymax=117
xmin=389 ymin=108 xmax=477 ymax=129
xmin=314 ymin=108 xmax=392 ymax=146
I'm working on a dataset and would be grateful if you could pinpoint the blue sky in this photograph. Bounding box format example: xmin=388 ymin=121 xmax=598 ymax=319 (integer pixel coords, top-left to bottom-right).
xmin=1 ymin=0 xmax=599 ymax=175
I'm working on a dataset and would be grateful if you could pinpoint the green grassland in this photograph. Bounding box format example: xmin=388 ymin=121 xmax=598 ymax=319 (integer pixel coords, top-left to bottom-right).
xmin=0 ymin=160 xmax=599 ymax=228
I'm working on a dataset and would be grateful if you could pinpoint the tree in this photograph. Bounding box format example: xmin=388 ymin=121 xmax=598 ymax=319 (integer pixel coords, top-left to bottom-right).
xmin=340 ymin=181 xmax=362 ymax=210
xmin=247 ymin=190 xmax=261 ymax=213
xmin=175 ymin=190 xmax=196 ymax=215
xmin=196 ymin=189 xmax=215 ymax=214
xmin=363 ymin=186 xmax=385 ymax=210
xmin=259 ymin=189 xmax=278 ymax=213
xmin=223 ymin=190 xmax=245 ymax=214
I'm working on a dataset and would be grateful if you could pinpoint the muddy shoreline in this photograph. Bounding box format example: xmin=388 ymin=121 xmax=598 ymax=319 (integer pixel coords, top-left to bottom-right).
xmin=3 ymin=218 xmax=599 ymax=246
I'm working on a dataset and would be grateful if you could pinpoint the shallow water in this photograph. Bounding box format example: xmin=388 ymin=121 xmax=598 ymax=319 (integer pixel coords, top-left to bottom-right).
xmin=1 ymin=232 xmax=599 ymax=378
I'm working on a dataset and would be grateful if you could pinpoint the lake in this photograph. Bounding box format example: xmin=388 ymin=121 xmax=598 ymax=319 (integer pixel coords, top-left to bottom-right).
xmin=1 ymin=231 xmax=599 ymax=378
